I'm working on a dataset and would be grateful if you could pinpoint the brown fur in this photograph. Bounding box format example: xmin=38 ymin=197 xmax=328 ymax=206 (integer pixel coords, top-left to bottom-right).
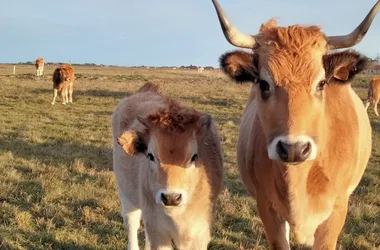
xmin=51 ymin=65 xmax=75 ymax=105
xmin=35 ymin=57 xmax=44 ymax=76
xmin=218 ymin=19 xmax=372 ymax=250
xmin=112 ymin=82 xmax=223 ymax=250
xmin=365 ymin=77 xmax=380 ymax=116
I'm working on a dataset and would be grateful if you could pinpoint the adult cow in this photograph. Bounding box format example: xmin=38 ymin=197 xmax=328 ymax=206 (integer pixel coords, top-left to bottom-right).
xmin=112 ymin=82 xmax=223 ymax=250
xmin=51 ymin=64 xmax=75 ymax=105
xmin=365 ymin=77 xmax=380 ymax=116
xmin=35 ymin=57 xmax=44 ymax=76
xmin=211 ymin=0 xmax=378 ymax=249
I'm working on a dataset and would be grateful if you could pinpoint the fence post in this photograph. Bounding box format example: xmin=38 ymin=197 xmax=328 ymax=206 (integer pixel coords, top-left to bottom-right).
xmin=13 ymin=65 xmax=16 ymax=75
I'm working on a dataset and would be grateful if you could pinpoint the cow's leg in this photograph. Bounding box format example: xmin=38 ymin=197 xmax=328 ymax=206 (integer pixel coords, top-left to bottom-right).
xmin=41 ymin=67 xmax=44 ymax=76
xmin=69 ymin=83 xmax=73 ymax=103
xmin=374 ymin=98 xmax=379 ymax=116
xmin=65 ymin=87 xmax=69 ymax=104
xmin=61 ymin=88 xmax=66 ymax=105
xmin=365 ymin=100 xmax=370 ymax=110
xmin=256 ymin=196 xmax=290 ymax=250
xmin=122 ymin=206 xmax=141 ymax=250
xmin=181 ymin=229 xmax=210 ymax=250
xmin=51 ymin=89 xmax=58 ymax=105
xmin=144 ymin=221 xmax=172 ymax=250
xmin=312 ymin=199 xmax=348 ymax=250
xmin=144 ymin=230 xmax=151 ymax=250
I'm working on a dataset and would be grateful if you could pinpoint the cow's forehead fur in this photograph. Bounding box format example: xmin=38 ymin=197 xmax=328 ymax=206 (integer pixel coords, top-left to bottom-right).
xmin=256 ymin=19 xmax=328 ymax=87
xmin=153 ymin=132 xmax=195 ymax=165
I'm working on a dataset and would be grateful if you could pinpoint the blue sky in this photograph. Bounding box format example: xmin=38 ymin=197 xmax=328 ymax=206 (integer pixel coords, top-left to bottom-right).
xmin=1 ymin=0 xmax=380 ymax=67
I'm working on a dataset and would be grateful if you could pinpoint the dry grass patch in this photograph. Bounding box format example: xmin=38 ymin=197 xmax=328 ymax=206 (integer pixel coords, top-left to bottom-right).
xmin=0 ymin=65 xmax=379 ymax=249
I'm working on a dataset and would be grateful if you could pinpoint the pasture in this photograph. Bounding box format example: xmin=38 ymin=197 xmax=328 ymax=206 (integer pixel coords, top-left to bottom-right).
xmin=0 ymin=65 xmax=379 ymax=250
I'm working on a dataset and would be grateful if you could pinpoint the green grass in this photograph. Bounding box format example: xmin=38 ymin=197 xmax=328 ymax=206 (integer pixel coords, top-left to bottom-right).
xmin=0 ymin=65 xmax=379 ymax=250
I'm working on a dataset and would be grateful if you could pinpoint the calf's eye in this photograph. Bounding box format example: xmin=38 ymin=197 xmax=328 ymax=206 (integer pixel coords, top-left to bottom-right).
xmin=147 ymin=153 xmax=155 ymax=161
xmin=191 ymin=154 xmax=198 ymax=162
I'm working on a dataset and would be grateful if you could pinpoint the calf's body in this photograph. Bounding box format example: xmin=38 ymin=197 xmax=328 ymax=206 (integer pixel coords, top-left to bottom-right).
xmin=51 ymin=65 xmax=75 ymax=105
xmin=365 ymin=77 xmax=380 ymax=116
xmin=112 ymin=83 xmax=223 ymax=250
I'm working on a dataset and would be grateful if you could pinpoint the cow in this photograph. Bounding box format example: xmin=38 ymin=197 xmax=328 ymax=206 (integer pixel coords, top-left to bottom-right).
xmin=112 ymin=82 xmax=223 ymax=250
xmin=35 ymin=57 xmax=44 ymax=76
xmin=51 ymin=64 xmax=75 ymax=105
xmin=365 ymin=77 xmax=380 ymax=116
xmin=211 ymin=0 xmax=378 ymax=249
xmin=198 ymin=67 xmax=205 ymax=73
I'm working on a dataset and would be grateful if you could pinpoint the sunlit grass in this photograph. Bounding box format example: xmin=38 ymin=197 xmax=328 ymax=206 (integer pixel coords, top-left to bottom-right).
xmin=0 ymin=65 xmax=379 ymax=249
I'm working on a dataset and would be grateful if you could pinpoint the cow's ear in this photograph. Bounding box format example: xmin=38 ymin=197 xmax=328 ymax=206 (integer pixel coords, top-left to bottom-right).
xmin=200 ymin=113 xmax=212 ymax=129
xmin=323 ymin=51 xmax=368 ymax=83
xmin=219 ymin=50 xmax=259 ymax=83
xmin=117 ymin=130 xmax=147 ymax=156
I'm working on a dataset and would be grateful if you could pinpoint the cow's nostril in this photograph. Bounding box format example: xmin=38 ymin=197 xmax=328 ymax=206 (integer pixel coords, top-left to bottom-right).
xmin=299 ymin=142 xmax=312 ymax=160
xmin=160 ymin=193 xmax=182 ymax=206
xmin=174 ymin=193 xmax=181 ymax=202
xmin=161 ymin=193 xmax=168 ymax=205
xmin=276 ymin=141 xmax=289 ymax=161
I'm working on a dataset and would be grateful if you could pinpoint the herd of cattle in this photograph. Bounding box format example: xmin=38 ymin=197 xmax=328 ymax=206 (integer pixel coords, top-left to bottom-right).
xmin=29 ymin=0 xmax=380 ymax=249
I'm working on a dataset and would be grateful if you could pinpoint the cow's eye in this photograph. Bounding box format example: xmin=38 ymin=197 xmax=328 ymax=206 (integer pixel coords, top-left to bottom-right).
xmin=191 ymin=154 xmax=198 ymax=162
xmin=317 ymin=80 xmax=327 ymax=91
xmin=259 ymin=80 xmax=271 ymax=100
xmin=147 ymin=153 xmax=155 ymax=161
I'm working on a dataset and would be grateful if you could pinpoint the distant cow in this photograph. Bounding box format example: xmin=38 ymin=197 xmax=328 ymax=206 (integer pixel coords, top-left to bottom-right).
xmin=112 ymin=82 xmax=223 ymax=250
xmin=212 ymin=0 xmax=377 ymax=249
xmin=51 ymin=64 xmax=75 ymax=105
xmin=365 ymin=78 xmax=380 ymax=116
xmin=35 ymin=57 xmax=44 ymax=76
xmin=198 ymin=67 xmax=204 ymax=73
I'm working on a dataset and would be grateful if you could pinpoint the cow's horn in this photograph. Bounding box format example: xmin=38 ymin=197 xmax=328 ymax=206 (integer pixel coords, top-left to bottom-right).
xmin=328 ymin=0 xmax=380 ymax=50
xmin=211 ymin=0 xmax=258 ymax=49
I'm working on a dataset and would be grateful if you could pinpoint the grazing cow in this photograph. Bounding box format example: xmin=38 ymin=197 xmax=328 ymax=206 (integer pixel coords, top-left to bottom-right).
xmin=112 ymin=82 xmax=223 ymax=250
xmin=198 ymin=67 xmax=204 ymax=73
xmin=211 ymin=0 xmax=378 ymax=249
xmin=35 ymin=57 xmax=44 ymax=76
xmin=51 ymin=64 xmax=75 ymax=105
xmin=365 ymin=78 xmax=380 ymax=116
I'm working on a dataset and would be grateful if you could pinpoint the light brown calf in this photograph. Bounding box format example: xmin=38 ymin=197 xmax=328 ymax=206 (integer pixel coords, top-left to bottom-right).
xmin=51 ymin=64 xmax=75 ymax=105
xmin=212 ymin=0 xmax=377 ymax=249
xmin=365 ymin=78 xmax=380 ymax=116
xmin=35 ymin=57 xmax=44 ymax=76
xmin=112 ymin=82 xmax=223 ymax=250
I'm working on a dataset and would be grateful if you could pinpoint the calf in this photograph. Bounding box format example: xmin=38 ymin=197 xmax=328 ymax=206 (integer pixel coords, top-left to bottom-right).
xmin=112 ymin=82 xmax=223 ymax=250
xmin=365 ymin=78 xmax=380 ymax=116
xmin=51 ymin=64 xmax=75 ymax=105
xmin=35 ymin=57 xmax=44 ymax=76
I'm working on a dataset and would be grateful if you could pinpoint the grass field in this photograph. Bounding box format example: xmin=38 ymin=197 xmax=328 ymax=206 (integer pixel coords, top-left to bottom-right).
xmin=0 ymin=64 xmax=379 ymax=250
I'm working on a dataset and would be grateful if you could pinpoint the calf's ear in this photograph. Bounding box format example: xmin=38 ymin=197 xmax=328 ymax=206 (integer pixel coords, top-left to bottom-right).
xmin=219 ymin=50 xmax=259 ymax=83
xmin=323 ymin=51 xmax=368 ymax=83
xmin=117 ymin=130 xmax=147 ymax=156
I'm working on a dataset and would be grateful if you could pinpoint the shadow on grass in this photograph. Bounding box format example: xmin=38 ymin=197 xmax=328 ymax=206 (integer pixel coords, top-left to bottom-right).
xmin=2 ymin=229 xmax=102 ymax=250
xmin=0 ymin=133 xmax=112 ymax=172
xmin=181 ymin=96 xmax=240 ymax=108
xmin=32 ymin=88 xmax=132 ymax=100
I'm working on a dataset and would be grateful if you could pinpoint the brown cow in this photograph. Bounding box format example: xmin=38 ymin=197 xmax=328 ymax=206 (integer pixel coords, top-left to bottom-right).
xmin=211 ymin=0 xmax=378 ymax=249
xmin=365 ymin=78 xmax=380 ymax=116
xmin=35 ymin=57 xmax=44 ymax=76
xmin=112 ymin=82 xmax=223 ymax=250
xmin=51 ymin=64 xmax=75 ymax=105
